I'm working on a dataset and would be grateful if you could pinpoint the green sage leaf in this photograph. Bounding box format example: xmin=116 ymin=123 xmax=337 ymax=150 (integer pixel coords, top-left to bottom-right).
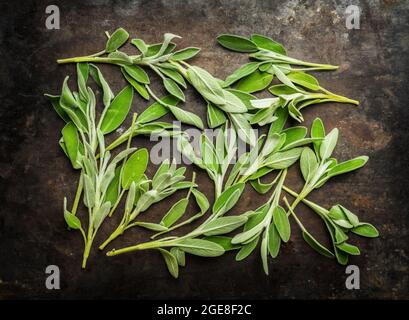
xmin=302 ymin=231 xmax=334 ymax=258
xmin=160 ymin=198 xmax=189 ymax=227
xmin=176 ymin=239 xmax=225 ymax=257
xmin=235 ymin=70 xmax=274 ymax=93
xmin=164 ymin=78 xmax=185 ymax=101
xmin=105 ymin=27 xmax=129 ymax=53
xmin=100 ymin=85 xmax=134 ymax=134
xmin=250 ymin=34 xmax=287 ymax=55
xmin=352 ymin=223 xmax=379 ymax=238
xmin=273 ymin=205 xmax=291 ymax=242
xmin=171 ymin=47 xmax=201 ymax=61
xmin=123 ymin=65 xmax=150 ymax=84
xmin=217 ymin=34 xmax=258 ymax=52
xmin=158 ymin=248 xmax=179 ymax=278
xmin=121 ymin=148 xmax=149 ymax=189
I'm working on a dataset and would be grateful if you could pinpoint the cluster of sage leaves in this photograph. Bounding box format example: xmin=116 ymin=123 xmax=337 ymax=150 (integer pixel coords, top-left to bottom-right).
xmin=48 ymin=29 xmax=378 ymax=276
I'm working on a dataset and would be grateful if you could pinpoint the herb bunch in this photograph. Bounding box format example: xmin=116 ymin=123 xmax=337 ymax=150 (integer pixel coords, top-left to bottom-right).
xmin=47 ymin=29 xmax=379 ymax=276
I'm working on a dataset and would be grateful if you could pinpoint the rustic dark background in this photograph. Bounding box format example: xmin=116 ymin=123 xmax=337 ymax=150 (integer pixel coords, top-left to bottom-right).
xmin=0 ymin=0 xmax=408 ymax=299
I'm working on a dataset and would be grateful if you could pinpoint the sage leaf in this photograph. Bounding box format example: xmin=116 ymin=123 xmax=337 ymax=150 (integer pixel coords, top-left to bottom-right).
xmin=217 ymin=34 xmax=258 ymax=52
xmin=170 ymin=247 xmax=186 ymax=267
xmin=123 ymin=65 xmax=150 ymax=84
xmin=61 ymin=122 xmax=81 ymax=169
xmin=45 ymin=94 xmax=70 ymax=122
xmin=235 ymin=70 xmax=274 ymax=93
xmin=171 ymin=47 xmax=200 ymax=61
xmin=121 ymin=148 xmax=149 ymax=189
xmin=223 ymin=62 xmax=260 ymax=87
xmin=187 ymin=66 xmax=225 ymax=105
xmin=121 ymin=68 xmax=149 ymax=100
xmin=83 ymin=174 xmax=95 ymax=208
xmin=226 ymin=89 xmax=256 ymax=110
xmin=158 ymin=248 xmax=179 ymax=278
xmin=131 ymin=38 xmax=148 ymax=55
xmin=64 ymin=210 xmax=82 ymax=230
xmin=336 ymin=242 xmax=360 ymax=255
xmin=137 ymin=95 xmax=177 ymax=124
xmin=352 ymin=223 xmax=379 ymax=238
xmin=273 ymin=205 xmax=291 ymax=242
xmin=93 ymin=201 xmax=111 ymax=229
xmin=235 ymin=236 xmax=259 ymax=261
xmin=250 ymin=178 xmax=276 ymax=194
xmin=192 ymin=188 xmax=209 ymax=214
xmin=207 ymin=102 xmax=227 ymax=128
xmin=160 ymin=198 xmax=189 ymax=227
xmin=60 ymin=76 xmax=79 ymax=109
xmin=136 ymin=222 xmax=169 ymax=232
xmin=282 ymin=126 xmax=307 ymax=147
xmin=320 ymin=128 xmax=338 ymax=161
xmin=89 ymin=64 xmax=114 ymax=107
xmin=167 ymin=105 xmax=204 ymax=129
xmin=163 ymin=78 xmax=185 ymax=101
xmin=229 ymin=113 xmax=257 ymax=146
xmin=77 ymin=63 xmax=89 ymax=102
xmin=268 ymin=223 xmax=281 ymax=258
xmin=158 ymin=67 xmax=186 ymax=88
xmin=105 ymin=27 xmax=129 ymax=53
xmin=338 ymin=205 xmax=360 ymax=227
xmin=300 ymin=147 xmax=318 ymax=182
xmin=250 ymin=34 xmax=287 ymax=55
xmin=146 ymin=42 xmax=176 ymax=57
xmin=302 ymin=231 xmax=334 ymax=258
xmin=176 ymin=239 xmax=225 ymax=257
xmin=212 ymin=183 xmax=245 ymax=216
xmin=200 ymin=216 xmax=248 ymax=236
xmin=221 ymin=90 xmax=248 ymax=113
xmin=265 ymin=148 xmax=303 ymax=169
xmin=100 ymin=85 xmax=134 ymax=134
xmin=311 ymin=118 xmax=325 ymax=155
xmin=261 ymin=230 xmax=269 ymax=275
xmin=125 ymin=182 xmax=136 ymax=213
xmin=287 ymin=72 xmax=320 ymax=91
xmin=105 ymin=166 xmax=122 ymax=204
xmin=326 ymin=156 xmax=368 ymax=178
xmin=269 ymin=84 xmax=298 ymax=96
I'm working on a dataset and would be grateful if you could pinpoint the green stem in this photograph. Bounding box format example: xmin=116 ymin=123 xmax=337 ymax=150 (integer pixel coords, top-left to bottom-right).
xmin=283 ymin=197 xmax=307 ymax=233
xmin=71 ymin=171 xmax=84 ymax=216
xmin=283 ymin=186 xmax=329 ymax=216
xmin=106 ymin=240 xmax=174 ymax=256
xmin=99 ymin=224 xmax=125 ymax=250
xmin=318 ymin=87 xmax=359 ymax=105
xmin=57 ymin=56 xmax=122 ymax=65
xmin=82 ymin=239 xmax=93 ymax=269
xmin=108 ymin=189 xmax=125 ymax=217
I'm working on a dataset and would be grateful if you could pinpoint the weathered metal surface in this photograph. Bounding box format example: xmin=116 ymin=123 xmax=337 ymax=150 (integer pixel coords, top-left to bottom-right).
xmin=0 ymin=0 xmax=408 ymax=299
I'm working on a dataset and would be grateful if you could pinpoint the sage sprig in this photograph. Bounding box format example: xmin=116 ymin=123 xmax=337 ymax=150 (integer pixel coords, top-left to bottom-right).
xmin=57 ymin=29 xmax=257 ymax=145
xmin=217 ymin=34 xmax=359 ymax=123
xmin=106 ymin=183 xmax=247 ymax=278
xmin=47 ymin=63 xmax=145 ymax=268
xmin=177 ymin=123 xmax=237 ymax=197
xmin=232 ymin=169 xmax=288 ymax=275
xmin=99 ymin=159 xmax=195 ymax=249
xmin=283 ymin=187 xmax=379 ymax=264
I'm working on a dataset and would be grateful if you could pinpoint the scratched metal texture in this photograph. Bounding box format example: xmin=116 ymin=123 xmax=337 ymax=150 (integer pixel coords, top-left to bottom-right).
xmin=0 ymin=0 xmax=408 ymax=299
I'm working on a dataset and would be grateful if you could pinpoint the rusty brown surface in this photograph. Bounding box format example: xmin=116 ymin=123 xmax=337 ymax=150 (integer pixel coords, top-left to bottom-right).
xmin=0 ymin=0 xmax=408 ymax=299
